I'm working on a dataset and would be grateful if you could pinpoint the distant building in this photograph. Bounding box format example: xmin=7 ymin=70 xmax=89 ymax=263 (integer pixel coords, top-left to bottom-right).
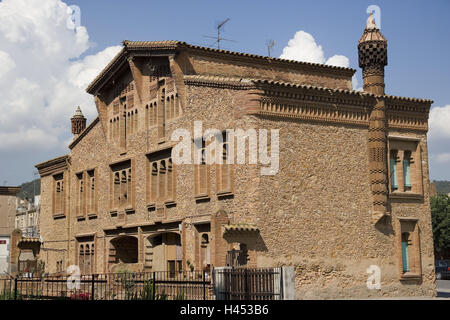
xmin=0 ymin=186 xmax=20 ymax=275
xmin=15 ymin=196 xmax=40 ymax=238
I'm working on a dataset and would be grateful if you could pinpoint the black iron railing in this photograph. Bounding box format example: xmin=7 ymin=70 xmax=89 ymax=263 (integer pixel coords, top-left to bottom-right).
xmin=0 ymin=270 xmax=213 ymax=300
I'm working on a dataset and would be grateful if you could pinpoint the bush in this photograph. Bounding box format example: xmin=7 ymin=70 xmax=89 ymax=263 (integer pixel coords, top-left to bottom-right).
xmin=0 ymin=290 xmax=22 ymax=300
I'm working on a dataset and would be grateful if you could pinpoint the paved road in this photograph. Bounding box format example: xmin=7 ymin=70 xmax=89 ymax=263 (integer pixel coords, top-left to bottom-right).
xmin=437 ymin=279 xmax=450 ymax=298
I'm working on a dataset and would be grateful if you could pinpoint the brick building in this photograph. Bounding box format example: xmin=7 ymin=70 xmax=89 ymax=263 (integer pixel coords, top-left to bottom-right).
xmin=36 ymin=18 xmax=436 ymax=298
xmin=0 ymin=186 xmax=20 ymax=274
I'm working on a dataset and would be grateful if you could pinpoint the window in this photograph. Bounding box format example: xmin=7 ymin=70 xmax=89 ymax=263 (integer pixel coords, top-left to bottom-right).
xmin=390 ymin=150 xmax=398 ymax=191
xmin=110 ymin=160 xmax=135 ymax=211
xmin=158 ymin=85 xmax=166 ymax=140
xmin=194 ymin=138 xmax=210 ymax=198
xmin=78 ymin=238 xmax=95 ymax=275
xmin=403 ymin=151 xmax=412 ymax=191
xmin=397 ymin=218 xmax=421 ymax=279
xmin=76 ymin=172 xmax=85 ymax=218
xmin=388 ymin=137 xmax=423 ymax=196
xmin=401 ymin=232 xmax=410 ymax=272
xmin=87 ymin=169 xmax=96 ymax=215
xmin=146 ymin=149 xmax=176 ymax=205
xmin=53 ymin=173 xmax=65 ymax=216
xmin=217 ymin=131 xmax=233 ymax=195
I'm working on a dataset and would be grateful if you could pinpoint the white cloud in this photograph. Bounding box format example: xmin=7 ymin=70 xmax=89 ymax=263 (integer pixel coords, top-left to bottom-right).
xmin=0 ymin=0 xmax=121 ymax=152
xmin=434 ymin=153 xmax=450 ymax=164
xmin=325 ymin=55 xmax=349 ymax=68
xmin=280 ymin=30 xmax=361 ymax=90
xmin=428 ymin=105 xmax=450 ymax=141
xmin=280 ymin=31 xmax=325 ymax=64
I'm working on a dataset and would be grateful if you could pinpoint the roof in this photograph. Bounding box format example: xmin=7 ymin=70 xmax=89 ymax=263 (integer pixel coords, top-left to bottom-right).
xmin=0 ymin=186 xmax=21 ymax=196
xmin=86 ymin=40 xmax=356 ymax=95
xmin=359 ymin=13 xmax=386 ymax=43
xmin=35 ymin=155 xmax=69 ymax=177
xmin=224 ymin=223 xmax=259 ymax=233
xmin=184 ymin=75 xmax=433 ymax=104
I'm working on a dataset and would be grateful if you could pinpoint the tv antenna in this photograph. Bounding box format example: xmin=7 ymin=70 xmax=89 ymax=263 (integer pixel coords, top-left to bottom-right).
xmin=266 ymin=39 xmax=276 ymax=57
xmin=203 ymin=18 xmax=236 ymax=49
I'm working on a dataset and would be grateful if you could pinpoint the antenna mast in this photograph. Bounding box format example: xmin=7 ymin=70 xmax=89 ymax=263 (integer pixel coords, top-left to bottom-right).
xmin=203 ymin=18 xmax=236 ymax=49
xmin=266 ymin=39 xmax=276 ymax=57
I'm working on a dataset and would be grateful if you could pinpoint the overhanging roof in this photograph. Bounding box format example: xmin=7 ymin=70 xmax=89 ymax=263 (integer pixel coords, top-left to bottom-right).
xmin=86 ymin=40 xmax=356 ymax=95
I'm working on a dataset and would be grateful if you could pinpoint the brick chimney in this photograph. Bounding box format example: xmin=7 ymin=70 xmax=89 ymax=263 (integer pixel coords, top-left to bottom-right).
xmin=71 ymin=106 xmax=87 ymax=137
xmin=358 ymin=14 xmax=389 ymax=224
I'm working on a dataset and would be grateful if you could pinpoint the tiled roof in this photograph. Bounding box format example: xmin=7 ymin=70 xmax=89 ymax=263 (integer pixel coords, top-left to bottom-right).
xmin=35 ymin=155 xmax=69 ymax=169
xmin=359 ymin=28 xmax=386 ymax=43
xmin=224 ymin=224 xmax=259 ymax=233
xmin=86 ymin=40 xmax=356 ymax=94
xmin=0 ymin=186 xmax=21 ymax=196
xmin=122 ymin=40 xmax=354 ymax=72
xmin=184 ymin=75 xmax=433 ymax=104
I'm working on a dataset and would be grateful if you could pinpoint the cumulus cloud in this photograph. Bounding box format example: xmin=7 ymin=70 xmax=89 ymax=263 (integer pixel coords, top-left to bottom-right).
xmin=428 ymin=105 xmax=450 ymax=141
xmin=325 ymin=55 xmax=349 ymax=68
xmin=426 ymin=105 xmax=450 ymax=179
xmin=0 ymin=0 xmax=121 ymax=152
xmin=280 ymin=30 xmax=361 ymax=90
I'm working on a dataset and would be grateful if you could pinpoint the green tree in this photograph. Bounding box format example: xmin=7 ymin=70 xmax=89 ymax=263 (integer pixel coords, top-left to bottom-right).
xmin=431 ymin=194 xmax=450 ymax=254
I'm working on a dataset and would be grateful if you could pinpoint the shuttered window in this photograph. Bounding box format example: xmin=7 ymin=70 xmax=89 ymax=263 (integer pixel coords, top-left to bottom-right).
xmin=390 ymin=151 xmax=398 ymax=190
xmin=403 ymin=151 xmax=411 ymax=188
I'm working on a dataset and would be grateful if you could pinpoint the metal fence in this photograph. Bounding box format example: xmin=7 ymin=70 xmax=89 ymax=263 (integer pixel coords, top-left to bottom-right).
xmin=213 ymin=267 xmax=282 ymax=300
xmin=0 ymin=270 xmax=213 ymax=300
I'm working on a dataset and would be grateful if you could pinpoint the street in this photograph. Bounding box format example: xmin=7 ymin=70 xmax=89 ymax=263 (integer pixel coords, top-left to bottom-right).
xmin=437 ymin=280 xmax=450 ymax=298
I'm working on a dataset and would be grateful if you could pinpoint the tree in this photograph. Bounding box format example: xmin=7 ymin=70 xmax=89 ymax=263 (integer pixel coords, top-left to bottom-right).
xmin=431 ymin=194 xmax=450 ymax=255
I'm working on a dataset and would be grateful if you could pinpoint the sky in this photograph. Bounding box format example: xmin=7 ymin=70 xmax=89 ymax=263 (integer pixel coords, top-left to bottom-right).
xmin=0 ymin=0 xmax=449 ymax=185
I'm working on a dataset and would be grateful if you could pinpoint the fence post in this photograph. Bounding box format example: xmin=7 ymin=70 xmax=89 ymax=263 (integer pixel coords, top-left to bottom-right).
xmin=245 ymin=269 xmax=249 ymax=300
xmin=152 ymin=272 xmax=156 ymax=300
xmin=202 ymin=270 xmax=206 ymax=300
xmin=91 ymin=275 xmax=95 ymax=300
xmin=14 ymin=276 xmax=18 ymax=300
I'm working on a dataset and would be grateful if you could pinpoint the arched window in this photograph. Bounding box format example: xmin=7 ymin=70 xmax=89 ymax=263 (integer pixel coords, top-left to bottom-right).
xmin=121 ymin=170 xmax=127 ymax=206
xmin=114 ymin=172 xmax=120 ymax=207
xmin=238 ymin=243 xmax=248 ymax=266
xmin=403 ymin=151 xmax=412 ymax=191
xmin=79 ymin=245 xmax=85 ymax=274
xmin=85 ymin=244 xmax=90 ymax=275
xmin=159 ymin=160 xmax=166 ymax=201
xmin=150 ymin=162 xmax=158 ymax=202
xmin=109 ymin=119 xmax=113 ymax=140
xmin=134 ymin=109 xmax=138 ymax=131
xmin=174 ymin=94 xmax=179 ymax=117
xmin=127 ymin=168 xmax=132 ymax=207
xmin=390 ymin=150 xmax=398 ymax=191
xmin=401 ymin=232 xmax=410 ymax=273
xmin=167 ymin=158 xmax=173 ymax=201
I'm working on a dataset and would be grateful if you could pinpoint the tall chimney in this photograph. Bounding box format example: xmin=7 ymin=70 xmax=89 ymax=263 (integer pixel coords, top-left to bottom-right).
xmin=71 ymin=106 xmax=86 ymax=137
xmin=358 ymin=14 xmax=389 ymax=224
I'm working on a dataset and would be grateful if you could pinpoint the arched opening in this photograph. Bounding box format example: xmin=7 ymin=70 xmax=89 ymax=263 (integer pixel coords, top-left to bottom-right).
xmin=110 ymin=236 xmax=138 ymax=266
xmin=144 ymin=232 xmax=182 ymax=275
xmin=201 ymin=234 xmax=210 ymax=271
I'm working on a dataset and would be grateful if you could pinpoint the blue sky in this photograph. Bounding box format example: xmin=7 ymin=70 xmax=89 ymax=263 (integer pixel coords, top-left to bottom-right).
xmin=68 ymin=0 xmax=450 ymax=105
xmin=0 ymin=0 xmax=449 ymax=185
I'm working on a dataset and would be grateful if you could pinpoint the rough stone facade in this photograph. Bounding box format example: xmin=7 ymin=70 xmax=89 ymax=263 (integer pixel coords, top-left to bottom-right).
xmin=36 ymin=22 xmax=435 ymax=298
